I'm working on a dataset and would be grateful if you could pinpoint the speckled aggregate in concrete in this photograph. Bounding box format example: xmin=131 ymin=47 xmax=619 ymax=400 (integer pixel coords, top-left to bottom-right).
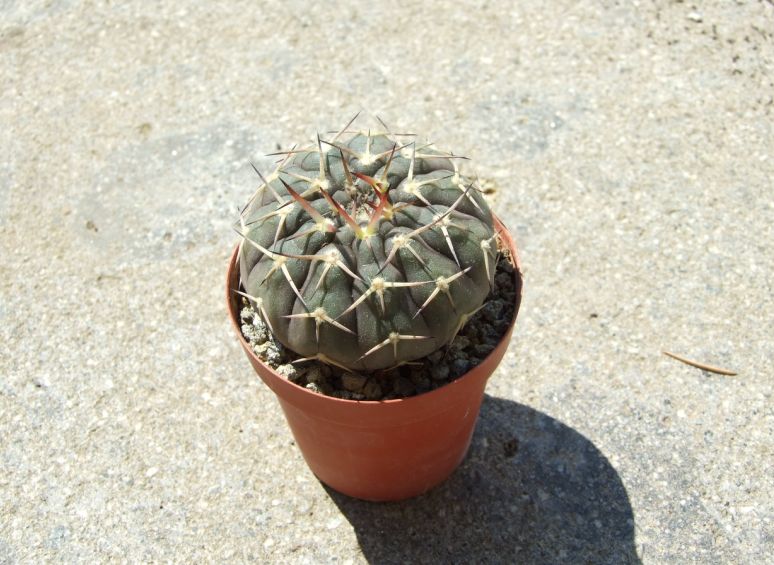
xmin=1 ymin=1 xmax=772 ymax=563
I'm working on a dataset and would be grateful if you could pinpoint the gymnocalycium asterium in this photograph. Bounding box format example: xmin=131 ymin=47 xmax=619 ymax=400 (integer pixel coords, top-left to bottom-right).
xmin=235 ymin=115 xmax=499 ymax=371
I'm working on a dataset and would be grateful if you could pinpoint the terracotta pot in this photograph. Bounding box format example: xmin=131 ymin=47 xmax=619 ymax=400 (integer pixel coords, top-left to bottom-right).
xmin=226 ymin=218 xmax=523 ymax=501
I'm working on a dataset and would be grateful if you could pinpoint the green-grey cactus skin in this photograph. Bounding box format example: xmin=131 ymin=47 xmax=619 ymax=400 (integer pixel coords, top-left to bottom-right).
xmin=236 ymin=121 xmax=498 ymax=371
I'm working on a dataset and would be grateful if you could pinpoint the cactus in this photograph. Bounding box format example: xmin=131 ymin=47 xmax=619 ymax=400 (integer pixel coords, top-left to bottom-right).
xmin=235 ymin=116 xmax=498 ymax=371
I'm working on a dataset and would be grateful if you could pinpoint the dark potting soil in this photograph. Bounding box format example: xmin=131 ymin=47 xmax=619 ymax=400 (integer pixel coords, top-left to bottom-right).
xmin=239 ymin=253 xmax=518 ymax=401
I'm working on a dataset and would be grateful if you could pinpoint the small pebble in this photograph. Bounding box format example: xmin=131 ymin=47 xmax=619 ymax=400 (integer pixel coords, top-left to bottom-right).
xmin=452 ymin=335 xmax=471 ymax=350
xmin=409 ymin=370 xmax=431 ymax=392
xmin=430 ymin=364 xmax=450 ymax=381
xmin=462 ymin=325 xmax=480 ymax=341
xmin=393 ymin=377 xmax=416 ymax=397
xmin=305 ymin=367 xmax=324 ymax=383
xmin=495 ymin=273 xmax=512 ymax=288
xmin=362 ymin=380 xmax=383 ymax=400
xmin=341 ymin=373 xmax=367 ymax=392
xmin=251 ymin=324 xmax=268 ymax=343
xmin=451 ymin=359 xmax=470 ymax=377
xmin=427 ymin=351 xmax=444 ymax=364
xmin=264 ymin=342 xmax=285 ymax=365
xmin=414 ymin=379 xmax=431 ymax=394
xmin=276 ymin=364 xmax=298 ymax=381
xmin=482 ymin=301 xmax=504 ymax=322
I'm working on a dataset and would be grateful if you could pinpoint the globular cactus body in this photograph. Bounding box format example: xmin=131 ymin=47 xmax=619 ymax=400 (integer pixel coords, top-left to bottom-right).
xmin=237 ymin=119 xmax=498 ymax=371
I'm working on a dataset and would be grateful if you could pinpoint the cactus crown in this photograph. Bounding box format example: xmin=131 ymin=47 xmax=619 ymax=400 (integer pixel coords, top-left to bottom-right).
xmin=236 ymin=115 xmax=499 ymax=371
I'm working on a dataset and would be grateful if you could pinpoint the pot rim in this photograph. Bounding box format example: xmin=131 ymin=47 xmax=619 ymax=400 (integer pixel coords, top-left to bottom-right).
xmin=226 ymin=215 xmax=522 ymax=408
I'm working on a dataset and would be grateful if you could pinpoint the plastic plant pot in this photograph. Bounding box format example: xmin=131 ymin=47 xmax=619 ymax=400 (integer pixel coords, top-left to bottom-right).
xmin=226 ymin=217 xmax=523 ymax=502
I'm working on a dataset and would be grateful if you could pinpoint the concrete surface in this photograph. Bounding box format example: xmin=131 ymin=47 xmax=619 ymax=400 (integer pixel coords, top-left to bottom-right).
xmin=1 ymin=0 xmax=772 ymax=563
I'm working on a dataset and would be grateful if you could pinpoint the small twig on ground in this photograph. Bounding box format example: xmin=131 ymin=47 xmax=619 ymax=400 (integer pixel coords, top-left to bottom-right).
xmin=662 ymin=350 xmax=738 ymax=376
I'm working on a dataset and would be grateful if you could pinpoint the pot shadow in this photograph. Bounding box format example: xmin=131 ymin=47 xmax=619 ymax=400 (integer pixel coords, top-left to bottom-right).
xmin=325 ymin=395 xmax=640 ymax=564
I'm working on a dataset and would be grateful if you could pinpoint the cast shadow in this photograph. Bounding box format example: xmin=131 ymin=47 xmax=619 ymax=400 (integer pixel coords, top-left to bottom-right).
xmin=326 ymin=395 xmax=640 ymax=564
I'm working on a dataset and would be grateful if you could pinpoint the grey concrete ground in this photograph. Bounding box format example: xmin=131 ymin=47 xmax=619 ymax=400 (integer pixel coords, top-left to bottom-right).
xmin=1 ymin=0 xmax=772 ymax=563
